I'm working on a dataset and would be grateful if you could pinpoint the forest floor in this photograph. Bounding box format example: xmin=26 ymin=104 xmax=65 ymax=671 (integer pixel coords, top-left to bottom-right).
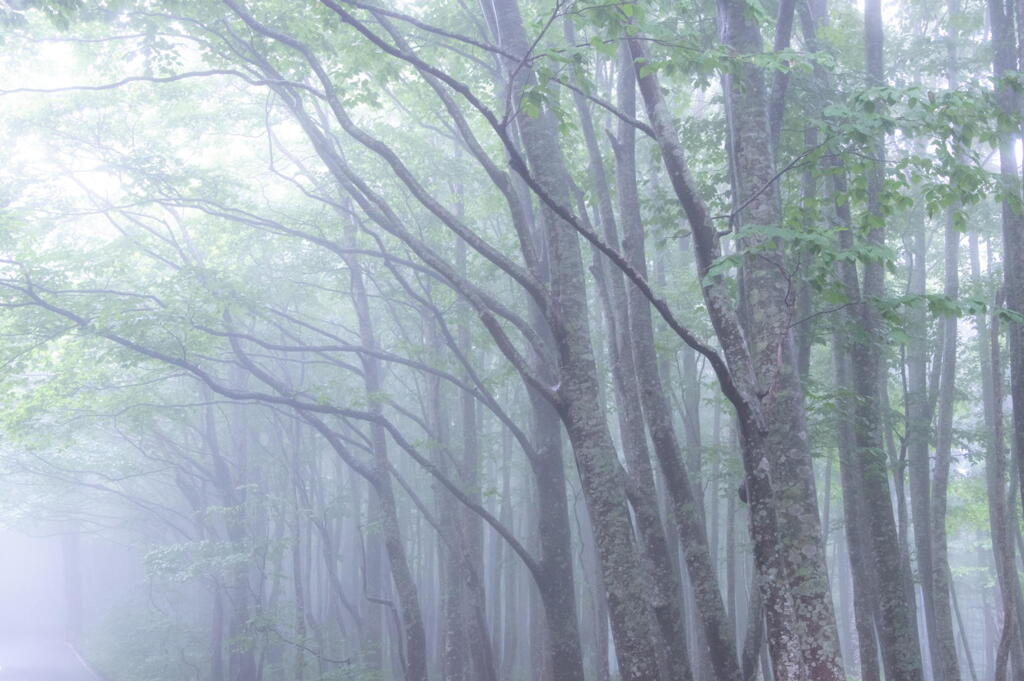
xmin=0 ymin=637 xmax=100 ymax=681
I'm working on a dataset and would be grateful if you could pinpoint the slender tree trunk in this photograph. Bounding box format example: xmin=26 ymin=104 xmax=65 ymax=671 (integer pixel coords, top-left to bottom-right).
xmin=455 ymin=228 xmax=496 ymax=681
xmin=930 ymin=212 xmax=963 ymax=681
xmin=906 ymin=214 xmax=938 ymax=674
xmin=569 ymin=35 xmax=692 ymax=680
xmin=344 ymin=234 xmax=429 ymax=681
xmin=614 ymin=42 xmax=738 ymax=681
xmin=831 ymin=329 xmax=882 ymax=681
xmin=926 ymin=19 xmax=965 ymax=681
xmin=500 ymin=445 xmax=519 ymax=681
xmin=988 ymin=0 xmax=1024 ymax=530
xmin=425 ymin=351 xmax=470 ymax=681
xmin=292 ymin=498 xmax=307 ymax=681
xmin=973 ymin=235 xmax=1024 ymax=681
xmin=992 ymin=295 xmax=1021 ymax=681
xmin=1006 ymin=0 xmax=1024 ymax=536
xmin=857 ymin=1 xmax=926 ymax=677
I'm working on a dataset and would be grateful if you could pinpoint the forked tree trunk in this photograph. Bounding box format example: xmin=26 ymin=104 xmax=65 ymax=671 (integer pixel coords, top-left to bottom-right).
xmin=489 ymin=2 xmax=664 ymax=678
xmin=715 ymin=0 xmax=845 ymax=676
xmin=614 ymin=42 xmax=737 ymax=681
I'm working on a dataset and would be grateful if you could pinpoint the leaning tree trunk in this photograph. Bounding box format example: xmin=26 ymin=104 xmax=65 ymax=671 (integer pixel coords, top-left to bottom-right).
xmin=344 ymin=236 xmax=430 ymax=681
xmin=489 ymin=2 xmax=664 ymax=679
xmin=613 ymin=42 xmax=737 ymax=681
xmin=626 ymin=32 xmax=824 ymax=681
xmin=572 ymin=38 xmax=692 ymax=679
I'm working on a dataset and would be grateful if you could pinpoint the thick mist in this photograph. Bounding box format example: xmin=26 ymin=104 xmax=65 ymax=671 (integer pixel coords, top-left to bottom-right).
xmin=0 ymin=530 xmax=134 ymax=680
xmin=0 ymin=0 xmax=1022 ymax=681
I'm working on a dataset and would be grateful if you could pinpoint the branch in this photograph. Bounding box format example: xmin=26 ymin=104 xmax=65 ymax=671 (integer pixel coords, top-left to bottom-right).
xmin=0 ymin=69 xmax=326 ymax=99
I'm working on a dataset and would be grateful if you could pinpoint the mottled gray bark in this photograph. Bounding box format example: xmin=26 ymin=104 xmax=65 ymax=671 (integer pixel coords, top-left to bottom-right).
xmin=567 ymin=34 xmax=692 ymax=681
xmin=614 ymin=43 xmax=739 ymax=681
xmin=490 ymin=3 xmax=663 ymax=678
xmin=716 ymin=0 xmax=846 ymax=676
xmin=626 ymin=27 xmax=837 ymax=681
xmin=857 ymin=1 xmax=926 ymax=676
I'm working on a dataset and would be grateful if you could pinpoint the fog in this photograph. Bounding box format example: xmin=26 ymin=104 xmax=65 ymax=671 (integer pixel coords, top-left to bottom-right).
xmin=0 ymin=532 xmax=67 ymax=638
xmin=0 ymin=530 xmax=112 ymax=680
xmin=2 ymin=1 xmax=1024 ymax=681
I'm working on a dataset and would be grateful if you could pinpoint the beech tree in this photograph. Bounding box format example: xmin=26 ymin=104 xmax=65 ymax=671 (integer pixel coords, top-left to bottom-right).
xmin=0 ymin=0 xmax=1023 ymax=680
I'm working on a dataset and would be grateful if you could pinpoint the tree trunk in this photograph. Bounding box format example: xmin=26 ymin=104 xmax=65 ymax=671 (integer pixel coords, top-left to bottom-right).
xmin=614 ymin=42 xmax=739 ymax=681
xmin=930 ymin=211 xmax=963 ymax=681
xmin=989 ymin=0 xmax=1024 ymax=540
xmin=344 ymin=234 xmax=429 ymax=681
xmin=715 ymin=0 xmax=845 ymax=676
xmin=856 ymin=1 xmax=926 ymax=677
xmin=569 ymin=34 xmax=692 ymax=680
xmin=490 ymin=3 xmax=663 ymax=678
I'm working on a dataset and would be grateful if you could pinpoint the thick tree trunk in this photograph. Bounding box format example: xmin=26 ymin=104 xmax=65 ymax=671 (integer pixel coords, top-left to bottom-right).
xmin=715 ymin=0 xmax=845 ymax=677
xmin=626 ymin=31 xmax=835 ymax=681
xmin=489 ymin=3 xmax=663 ymax=679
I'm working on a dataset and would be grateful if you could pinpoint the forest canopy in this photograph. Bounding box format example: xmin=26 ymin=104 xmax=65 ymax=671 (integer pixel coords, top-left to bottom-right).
xmin=0 ymin=0 xmax=1021 ymax=681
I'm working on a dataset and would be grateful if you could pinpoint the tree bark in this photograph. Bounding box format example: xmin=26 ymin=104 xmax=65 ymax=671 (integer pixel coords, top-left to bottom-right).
xmin=716 ymin=0 xmax=845 ymax=676
xmin=489 ymin=3 xmax=664 ymax=679
xmin=615 ymin=42 xmax=740 ymax=681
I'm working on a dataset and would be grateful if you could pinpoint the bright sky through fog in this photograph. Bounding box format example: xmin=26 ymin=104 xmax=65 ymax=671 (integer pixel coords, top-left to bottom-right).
xmin=3 ymin=32 xmax=292 ymax=244
xmin=1 ymin=0 xmax=1003 ymax=246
